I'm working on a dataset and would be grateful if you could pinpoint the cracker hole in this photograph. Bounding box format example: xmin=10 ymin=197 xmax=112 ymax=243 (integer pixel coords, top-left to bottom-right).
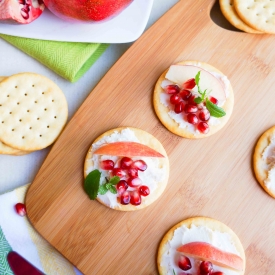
xmin=1 ymin=121 xmax=4 ymax=123
xmin=52 ymin=99 xmax=54 ymax=102
xmin=27 ymin=110 xmax=30 ymax=112
xmin=12 ymin=129 xmax=14 ymax=131
xmin=39 ymin=135 xmax=42 ymax=137
xmin=42 ymin=92 xmax=45 ymax=95
xmin=15 ymin=86 xmax=17 ymax=88
xmin=37 ymin=118 xmax=40 ymax=120
xmin=24 ymin=93 xmax=27 ymax=96
xmin=7 ymin=95 xmax=9 ymax=97
xmin=0 ymin=104 xmax=1 ymax=107
xmin=17 ymin=102 xmax=20 ymax=105
xmin=54 ymin=116 xmax=57 ymax=119
xmin=44 ymin=108 xmax=47 ymax=111
xmin=9 ymin=112 xmax=12 ymax=114
xmin=34 ymin=101 xmax=37 ymax=103
xmin=29 ymin=127 xmax=32 ymax=130
xmin=47 ymin=125 xmax=50 ymax=128
xmin=32 ymin=85 xmax=35 ymax=87
xmin=19 ymin=119 xmax=22 ymax=122
xmin=22 ymin=136 xmax=24 ymax=139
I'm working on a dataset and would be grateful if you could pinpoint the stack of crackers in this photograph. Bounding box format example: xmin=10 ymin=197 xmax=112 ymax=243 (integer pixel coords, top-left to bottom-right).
xmin=0 ymin=73 xmax=68 ymax=156
xmin=220 ymin=0 xmax=275 ymax=33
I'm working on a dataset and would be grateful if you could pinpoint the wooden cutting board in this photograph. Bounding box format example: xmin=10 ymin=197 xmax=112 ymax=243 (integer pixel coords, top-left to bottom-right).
xmin=26 ymin=0 xmax=275 ymax=274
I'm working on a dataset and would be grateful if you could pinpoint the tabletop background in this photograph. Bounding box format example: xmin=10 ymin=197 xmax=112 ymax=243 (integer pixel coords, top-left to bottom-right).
xmin=0 ymin=0 xmax=180 ymax=194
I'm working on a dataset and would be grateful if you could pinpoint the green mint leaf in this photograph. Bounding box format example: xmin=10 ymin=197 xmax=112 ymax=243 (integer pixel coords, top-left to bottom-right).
xmin=98 ymin=184 xmax=108 ymax=195
xmin=84 ymin=169 xmax=101 ymax=200
xmin=108 ymin=176 xmax=120 ymax=185
xmin=206 ymin=98 xmax=226 ymax=118
xmin=173 ymin=269 xmax=176 ymax=275
xmin=194 ymin=97 xmax=202 ymax=104
xmin=107 ymin=184 xmax=117 ymax=194
xmin=195 ymin=71 xmax=200 ymax=86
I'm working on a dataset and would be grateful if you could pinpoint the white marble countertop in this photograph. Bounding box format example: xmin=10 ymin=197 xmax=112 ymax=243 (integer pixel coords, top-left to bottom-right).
xmin=0 ymin=0 xmax=178 ymax=194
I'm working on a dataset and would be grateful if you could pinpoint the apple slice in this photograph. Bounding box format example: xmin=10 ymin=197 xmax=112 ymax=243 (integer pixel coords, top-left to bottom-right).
xmin=165 ymin=65 xmax=226 ymax=103
xmin=177 ymin=242 xmax=243 ymax=271
xmin=93 ymin=142 xmax=165 ymax=158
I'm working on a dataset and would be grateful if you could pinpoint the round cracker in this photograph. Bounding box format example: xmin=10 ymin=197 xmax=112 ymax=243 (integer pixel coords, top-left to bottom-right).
xmin=253 ymin=126 xmax=275 ymax=198
xmin=234 ymin=0 xmax=275 ymax=34
xmin=84 ymin=127 xmax=169 ymax=211
xmin=153 ymin=61 xmax=234 ymax=139
xmin=0 ymin=73 xmax=68 ymax=151
xmin=157 ymin=216 xmax=246 ymax=275
xmin=219 ymin=0 xmax=263 ymax=33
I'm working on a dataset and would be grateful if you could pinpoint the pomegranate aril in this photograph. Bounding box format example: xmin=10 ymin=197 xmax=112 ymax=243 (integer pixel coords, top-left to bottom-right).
xmin=139 ymin=185 xmax=150 ymax=196
xmin=184 ymin=104 xmax=198 ymax=113
xmin=100 ymin=160 xmax=114 ymax=170
xmin=128 ymin=168 xmax=138 ymax=177
xmin=112 ymin=168 xmax=126 ymax=178
xmin=182 ymin=78 xmax=196 ymax=89
xmin=116 ymin=180 xmax=128 ymax=194
xmin=132 ymin=160 xmax=147 ymax=171
xmin=187 ymin=113 xmax=198 ymax=125
xmin=174 ymin=102 xmax=184 ymax=114
xmin=120 ymin=191 xmax=130 ymax=205
xmin=212 ymin=272 xmax=224 ymax=275
xmin=170 ymin=94 xmax=182 ymax=105
xmin=120 ymin=157 xmax=133 ymax=169
xmin=165 ymin=84 xmax=180 ymax=94
xmin=178 ymin=255 xmax=192 ymax=271
xmin=180 ymin=89 xmax=191 ymax=100
xmin=197 ymin=122 xmax=209 ymax=134
xmin=200 ymin=261 xmax=213 ymax=275
xmin=15 ymin=203 xmax=26 ymax=216
xmin=198 ymin=109 xmax=210 ymax=121
xmin=128 ymin=177 xmax=142 ymax=187
xmin=188 ymin=95 xmax=197 ymax=105
xmin=130 ymin=191 xmax=141 ymax=206
xmin=209 ymin=96 xmax=219 ymax=105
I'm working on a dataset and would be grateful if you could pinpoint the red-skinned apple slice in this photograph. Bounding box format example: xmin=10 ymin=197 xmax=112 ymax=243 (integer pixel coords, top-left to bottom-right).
xmin=177 ymin=242 xmax=243 ymax=271
xmin=94 ymin=142 xmax=164 ymax=158
xmin=165 ymin=65 xmax=226 ymax=103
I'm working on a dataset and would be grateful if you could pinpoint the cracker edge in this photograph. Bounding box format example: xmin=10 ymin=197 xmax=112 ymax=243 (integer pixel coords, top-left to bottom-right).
xmin=84 ymin=126 xmax=170 ymax=211
xmin=253 ymin=126 xmax=275 ymax=198
xmin=153 ymin=61 xmax=234 ymax=139
xmin=157 ymin=216 xmax=246 ymax=275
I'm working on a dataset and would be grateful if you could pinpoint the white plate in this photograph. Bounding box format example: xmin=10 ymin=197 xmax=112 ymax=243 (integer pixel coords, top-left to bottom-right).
xmin=0 ymin=0 xmax=154 ymax=43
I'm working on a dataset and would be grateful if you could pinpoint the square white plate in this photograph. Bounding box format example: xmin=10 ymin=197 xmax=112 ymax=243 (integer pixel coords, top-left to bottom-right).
xmin=0 ymin=0 xmax=154 ymax=43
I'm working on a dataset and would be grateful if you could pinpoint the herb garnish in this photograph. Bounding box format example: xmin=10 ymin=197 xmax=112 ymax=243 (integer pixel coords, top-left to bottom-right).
xmin=193 ymin=71 xmax=226 ymax=118
xmin=84 ymin=169 xmax=120 ymax=199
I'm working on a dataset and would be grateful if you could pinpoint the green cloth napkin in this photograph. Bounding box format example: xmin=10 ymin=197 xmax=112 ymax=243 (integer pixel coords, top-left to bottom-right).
xmin=0 ymin=34 xmax=109 ymax=83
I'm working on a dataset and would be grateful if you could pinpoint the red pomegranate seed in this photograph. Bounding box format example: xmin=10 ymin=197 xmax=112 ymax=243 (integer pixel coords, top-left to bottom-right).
xmin=100 ymin=160 xmax=114 ymax=170
xmin=199 ymin=109 xmax=210 ymax=121
xmin=112 ymin=168 xmax=126 ymax=178
xmin=187 ymin=113 xmax=198 ymax=125
xmin=174 ymin=102 xmax=184 ymax=114
xmin=188 ymin=95 xmax=197 ymax=105
xmin=120 ymin=157 xmax=133 ymax=169
xmin=209 ymin=96 xmax=219 ymax=105
xmin=128 ymin=168 xmax=138 ymax=177
xmin=15 ymin=203 xmax=26 ymax=216
xmin=212 ymin=272 xmax=224 ymax=275
xmin=164 ymin=84 xmax=180 ymax=94
xmin=116 ymin=180 xmax=128 ymax=194
xmin=128 ymin=177 xmax=142 ymax=187
xmin=130 ymin=191 xmax=141 ymax=206
xmin=120 ymin=191 xmax=130 ymax=205
xmin=197 ymin=122 xmax=209 ymax=134
xmin=180 ymin=89 xmax=191 ymax=100
xmin=170 ymin=94 xmax=182 ymax=104
xmin=182 ymin=78 xmax=196 ymax=89
xmin=132 ymin=160 xmax=147 ymax=171
xmin=139 ymin=185 xmax=150 ymax=196
xmin=184 ymin=104 xmax=198 ymax=113
xmin=200 ymin=261 xmax=213 ymax=275
xmin=178 ymin=255 xmax=192 ymax=271
xmin=197 ymin=102 xmax=204 ymax=110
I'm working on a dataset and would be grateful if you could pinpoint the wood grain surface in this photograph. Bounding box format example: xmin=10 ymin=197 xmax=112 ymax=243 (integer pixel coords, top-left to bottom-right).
xmin=26 ymin=0 xmax=275 ymax=274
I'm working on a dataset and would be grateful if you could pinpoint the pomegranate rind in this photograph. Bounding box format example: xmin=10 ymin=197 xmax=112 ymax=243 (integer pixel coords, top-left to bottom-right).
xmin=0 ymin=0 xmax=44 ymax=24
xmin=177 ymin=241 xmax=244 ymax=271
xmin=157 ymin=217 xmax=245 ymax=275
xmin=44 ymin=0 xmax=133 ymax=22
xmin=153 ymin=60 xmax=234 ymax=139
xmin=93 ymin=141 xmax=165 ymax=158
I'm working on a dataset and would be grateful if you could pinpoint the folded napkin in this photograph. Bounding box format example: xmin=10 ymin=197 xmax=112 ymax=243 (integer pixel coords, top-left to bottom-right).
xmin=0 ymin=34 xmax=109 ymax=83
xmin=0 ymin=184 xmax=83 ymax=275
